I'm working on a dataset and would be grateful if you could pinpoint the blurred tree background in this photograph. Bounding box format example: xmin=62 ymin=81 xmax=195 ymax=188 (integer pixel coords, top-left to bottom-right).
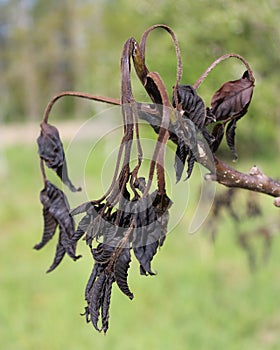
xmin=1 ymin=0 xmax=280 ymax=157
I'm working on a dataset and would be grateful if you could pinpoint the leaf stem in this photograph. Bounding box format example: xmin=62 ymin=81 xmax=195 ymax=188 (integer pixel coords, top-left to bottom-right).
xmin=193 ymin=53 xmax=255 ymax=90
xmin=42 ymin=91 xmax=120 ymax=124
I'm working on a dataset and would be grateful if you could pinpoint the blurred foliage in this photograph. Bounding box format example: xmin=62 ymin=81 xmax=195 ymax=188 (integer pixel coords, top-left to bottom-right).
xmin=1 ymin=0 xmax=280 ymax=158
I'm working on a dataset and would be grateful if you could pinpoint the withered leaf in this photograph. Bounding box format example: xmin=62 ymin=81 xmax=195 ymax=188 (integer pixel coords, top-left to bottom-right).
xmin=88 ymin=271 xmax=107 ymax=332
xmin=133 ymin=242 xmax=158 ymax=276
xmin=114 ymin=247 xmax=134 ymax=299
xmin=174 ymin=140 xmax=189 ymax=183
xmin=133 ymin=192 xmax=171 ymax=275
xmin=33 ymin=207 xmax=58 ymax=250
xmin=210 ymin=123 xmax=225 ymax=153
xmin=46 ymin=235 xmax=66 ymax=273
xmin=211 ymin=71 xmax=254 ymax=122
xmin=173 ymin=85 xmax=206 ymax=130
xmin=91 ymin=242 xmax=115 ymax=264
xmin=35 ymin=181 xmax=81 ymax=272
xmin=37 ymin=122 xmax=81 ymax=192
xmin=71 ymin=203 xmax=105 ymax=244
xmin=101 ymin=273 xmax=114 ymax=334
xmin=210 ymin=71 xmax=254 ymax=157
xmin=225 ymin=119 xmax=238 ymax=160
xmin=172 ymin=116 xmax=198 ymax=181
xmin=185 ymin=152 xmax=196 ymax=179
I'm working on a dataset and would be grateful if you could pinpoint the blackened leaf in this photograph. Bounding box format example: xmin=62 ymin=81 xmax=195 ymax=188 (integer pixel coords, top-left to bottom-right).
xmin=186 ymin=152 xmax=196 ymax=180
xmin=72 ymin=204 xmax=104 ymax=244
xmin=87 ymin=270 xmax=115 ymax=333
xmin=37 ymin=181 xmax=81 ymax=272
xmin=173 ymin=85 xmax=206 ymax=130
xmin=172 ymin=118 xmax=197 ymax=181
xmin=174 ymin=140 xmax=188 ymax=182
xmin=91 ymin=242 xmax=115 ymax=264
xmin=46 ymin=236 xmax=66 ymax=273
xmin=89 ymin=271 xmax=106 ymax=332
xmin=133 ymin=242 xmax=158 ymax=275
xmin=34 ymin=207 xmax=58 ymax=250
xmin=37 ymin=122 xmax=64 ymax=169
xmin=47 ymin=182 xmax=80 ymax=260
xmin=37 ymin=122 xmax=81 ymax=192
xmin=133 ymin=193 xmax=171 ymax=275
xmin=114 ymin=247 xmax=134 ymax=299
xmin=101 ymin=273 xmax=114 ymax=334
xmin=226 ymin=119 xmax=238 ymax=159
xmin=211 ymin=71 xmax=254 ymax=122
xmin=210 ymin=123 xmax=225 ymax=153
xmin=85 ymin=263 xmax=103 ymax=302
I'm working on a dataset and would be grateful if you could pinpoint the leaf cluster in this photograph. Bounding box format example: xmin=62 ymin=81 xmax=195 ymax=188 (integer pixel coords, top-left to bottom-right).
xmin=35 ymin=24 xmax=257 ymax=333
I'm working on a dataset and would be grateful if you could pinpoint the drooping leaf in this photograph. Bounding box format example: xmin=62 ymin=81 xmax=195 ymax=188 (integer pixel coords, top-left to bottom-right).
xmin=91 ymin=242 xmax=115 ymax=265
xmin=88 ymin=271 xmax=107 ymax=332
xmin=211 ymin=71 xmax=254 ymax=122
xmin=172 ymin=85 xmax=208 ymax=181
xmin=173 ymin=84 xmax=206 ymax=130
xmin=225 ymin=119 xmax=238 ymax=159
xmin=174 ymin=140 xmax=189 ymax=182
xmin=133 ymin=192 xmax=171 ymax=275
xmin=84 ymin=237 xmax=130 ymax=333
xmin=37 ymin=122 xmax=81 ymax=192
xmin=46 ymin=235 xmax=66 ymax=273
xmin=114 ymin=247 xmax=134 ymax=299
xmin=71 ymin=203 xmax=105 ymax=244
xmin=171 ymin=116 xmax=198 ymax=180
xmin=210 ymin=123 xmax=225 ymax=153
xmin=101 ymin=273 xmax=114 ymax=334
xmin=186 ymin=152 xmax=196 ymax=180
xmin=33 ymin=207 xmax=58 ymax=250
xmin=35 ymin=181 xmax=81 ymax=272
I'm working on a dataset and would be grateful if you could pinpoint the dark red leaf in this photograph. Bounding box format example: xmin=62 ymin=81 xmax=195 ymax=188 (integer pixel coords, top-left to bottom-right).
xmin=211 ymin=71 xmax=254 ymax=122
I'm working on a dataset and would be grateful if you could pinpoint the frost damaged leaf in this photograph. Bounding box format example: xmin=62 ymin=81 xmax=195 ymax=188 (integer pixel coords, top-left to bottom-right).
xmin=33 ymin=206 xmax=58 ymax=250
xmin=210 ymin=71 xmax=254 ymax=157
xmin=114 ymin=247 xmax=134 ymax=299
xmin=171 ymin=86 xmax=209 ymax=181
xmin=211 ymin=71 xmax=254 ymax=122
xmin=173 ymin=85 xmax=206 ymax=130
xmin=174 ymin=140 xmax=188 ymax=182
xmin=37 ymin=122 xmax=81 ymax=192
xmin=35 ymin=181 xmax=81 ymax=272
xmin=225 ymin=119 xmax=238 ymax=160
xmin=211 ymin=123 xmax=225 ymax=153
xmin=133 ymin=193 xmax=171 ymax=275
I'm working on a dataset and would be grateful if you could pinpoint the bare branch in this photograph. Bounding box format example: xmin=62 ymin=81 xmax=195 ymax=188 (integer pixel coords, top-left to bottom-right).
xmin=204 ymin=157 xmax=280 ymax=201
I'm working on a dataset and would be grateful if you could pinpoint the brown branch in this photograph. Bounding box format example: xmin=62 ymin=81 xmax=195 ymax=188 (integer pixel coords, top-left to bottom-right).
xmin=204 ymin=157 xmax=280 ymax=205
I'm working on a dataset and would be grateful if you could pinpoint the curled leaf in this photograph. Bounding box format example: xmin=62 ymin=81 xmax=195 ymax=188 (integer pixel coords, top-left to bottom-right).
xmin=210 ymin=71 xmax=254 ymax=157
xmin=211 ymin=71 xmax=254 ymax=121
xmin=174 ymin=140 xmax=189 ymax=183
xmin=37 ymin=122 xmax=81 ymax=192
xmin=133 ymin=192 xmax=171 ymax=275
xmin=173 ymin=85 xmax=206 ymax=130
xmin=35 ymin=181 xmax=81 ymax=272
xmin=33 ymin=206 xmax=58 ymax=250
xmin=225 ymin=119 xmax=238 ymax=160
xmin=114 ymin=247 xmax=134 ymax=299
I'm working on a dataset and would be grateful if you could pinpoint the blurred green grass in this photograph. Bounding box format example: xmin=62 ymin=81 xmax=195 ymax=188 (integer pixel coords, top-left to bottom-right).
xmin=1 ymin=142 xmax=280 ymax=350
